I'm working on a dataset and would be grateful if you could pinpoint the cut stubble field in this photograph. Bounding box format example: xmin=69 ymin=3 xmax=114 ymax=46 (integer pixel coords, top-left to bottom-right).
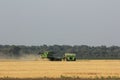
xmin=0 ymin=60 xmax=120 ymax=78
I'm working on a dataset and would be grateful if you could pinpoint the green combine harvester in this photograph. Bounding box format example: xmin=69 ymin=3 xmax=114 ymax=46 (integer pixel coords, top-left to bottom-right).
xmin=40 ymin=51 xmax=76 ymax=61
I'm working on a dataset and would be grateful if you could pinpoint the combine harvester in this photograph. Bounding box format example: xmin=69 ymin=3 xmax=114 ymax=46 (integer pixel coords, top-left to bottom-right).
xmin=40 ymin=51 xmax=76 ymax=61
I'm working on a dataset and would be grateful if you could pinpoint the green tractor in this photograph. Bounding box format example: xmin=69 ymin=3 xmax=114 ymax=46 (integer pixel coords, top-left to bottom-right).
xmin=63 ymin=53 xmax=76 ymax=61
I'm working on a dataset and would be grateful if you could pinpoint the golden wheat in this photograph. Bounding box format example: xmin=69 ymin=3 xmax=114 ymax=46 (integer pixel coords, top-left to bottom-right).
xmin=0 ymin=60 xmax=120 ymax=78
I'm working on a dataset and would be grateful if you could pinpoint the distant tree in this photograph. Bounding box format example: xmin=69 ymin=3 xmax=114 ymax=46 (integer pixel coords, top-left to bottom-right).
xmin=9 ymin=46 xmax=21 ymax=58
xmin=0 ymin=44 xmax=120 ymax=59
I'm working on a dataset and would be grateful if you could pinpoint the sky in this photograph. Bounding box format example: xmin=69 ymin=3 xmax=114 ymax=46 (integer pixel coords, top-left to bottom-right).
xmin=0 ymin=0 xmax=120 ymax=46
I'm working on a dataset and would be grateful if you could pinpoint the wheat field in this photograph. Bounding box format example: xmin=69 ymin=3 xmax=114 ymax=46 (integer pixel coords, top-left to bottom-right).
xmin=0 ymin=60 xmax=120 ymax=78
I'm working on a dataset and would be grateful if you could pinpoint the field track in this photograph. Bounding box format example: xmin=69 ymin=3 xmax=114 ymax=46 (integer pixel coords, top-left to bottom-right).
xmin=0 ymin=60 xmax=120 ymax=78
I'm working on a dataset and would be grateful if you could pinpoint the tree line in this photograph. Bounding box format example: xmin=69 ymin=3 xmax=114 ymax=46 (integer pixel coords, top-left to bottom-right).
xmin=0 ymin=45 xmax=120 ymax=59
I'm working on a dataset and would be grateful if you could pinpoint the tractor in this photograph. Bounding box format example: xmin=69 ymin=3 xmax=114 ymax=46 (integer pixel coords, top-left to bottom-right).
xmin=63 ymin=53 xmax=76 ymax=61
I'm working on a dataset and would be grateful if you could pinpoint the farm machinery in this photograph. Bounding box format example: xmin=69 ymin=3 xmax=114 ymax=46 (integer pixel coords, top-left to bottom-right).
xmin=40 ymin=51 xmax=76 ymax=61
xmin=63 ymin=53 xmax=76 ymax=61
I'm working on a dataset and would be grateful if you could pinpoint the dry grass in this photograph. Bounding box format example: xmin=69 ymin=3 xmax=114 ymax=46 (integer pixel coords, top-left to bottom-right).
xmin=0 ymin=60 xmax=120 ymax=78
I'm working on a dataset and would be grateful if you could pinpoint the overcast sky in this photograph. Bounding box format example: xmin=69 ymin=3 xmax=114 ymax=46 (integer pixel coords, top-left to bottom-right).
xmin=0 ymin=0 xmax=120 ymax=46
